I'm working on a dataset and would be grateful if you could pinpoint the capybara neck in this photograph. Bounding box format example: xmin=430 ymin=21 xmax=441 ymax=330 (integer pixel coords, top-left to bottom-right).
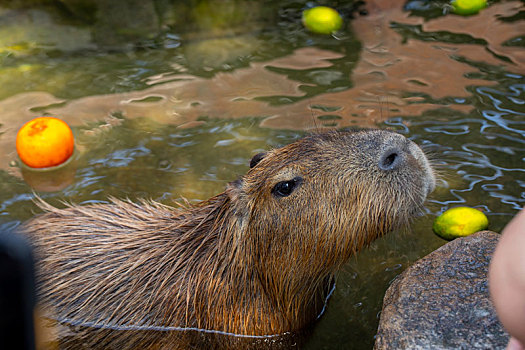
xmin=21 ymin=129 xmax=435 ymax=337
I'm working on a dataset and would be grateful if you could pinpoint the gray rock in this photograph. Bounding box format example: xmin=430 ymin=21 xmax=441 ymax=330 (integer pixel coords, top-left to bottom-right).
xmin=374 ymin=231 xmax=509 ymax=350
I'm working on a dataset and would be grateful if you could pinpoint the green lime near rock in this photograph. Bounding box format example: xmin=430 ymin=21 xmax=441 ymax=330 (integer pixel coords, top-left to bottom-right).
xmin=433 ymin=206 xmax=489 ymax=240
xmin=451 ymin=0 xmax=487 ymax=16
xmin=302 ymin=6 xmax=343 ymax=35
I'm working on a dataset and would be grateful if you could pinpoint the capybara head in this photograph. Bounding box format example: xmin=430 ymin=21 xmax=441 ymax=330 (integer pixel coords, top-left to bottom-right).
xmin=21 ymin=129 xmax=435 ymax=346
xmin=228 ymin=129 xmax=434 ymax=277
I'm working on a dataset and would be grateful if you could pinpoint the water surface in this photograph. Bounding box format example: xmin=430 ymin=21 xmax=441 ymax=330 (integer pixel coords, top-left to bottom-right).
xmin=0 ymin=0 xmax=524 ymax=348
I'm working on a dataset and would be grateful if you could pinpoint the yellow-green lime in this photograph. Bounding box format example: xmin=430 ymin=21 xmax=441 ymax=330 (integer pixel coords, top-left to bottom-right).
xmin=451 ymin=0 xmax=487 ymax=15
xmin=302 ymin=6 xmax=343 ymax=35
xmin=433 ymin=206 xmax=489 ymax=240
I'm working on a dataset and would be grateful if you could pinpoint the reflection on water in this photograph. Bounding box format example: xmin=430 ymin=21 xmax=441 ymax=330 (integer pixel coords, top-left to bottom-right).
xmin=0 ymin=0 xmax=524 ymax=349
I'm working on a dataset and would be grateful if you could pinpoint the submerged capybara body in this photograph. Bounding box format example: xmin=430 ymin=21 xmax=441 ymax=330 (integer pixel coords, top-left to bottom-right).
xmin=20 ymin=129 xmax=435 ymax=339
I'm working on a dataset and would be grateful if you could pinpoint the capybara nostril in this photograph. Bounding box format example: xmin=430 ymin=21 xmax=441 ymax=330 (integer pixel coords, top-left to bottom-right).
xmin=378 ymin=148 xmax=403 ymax=171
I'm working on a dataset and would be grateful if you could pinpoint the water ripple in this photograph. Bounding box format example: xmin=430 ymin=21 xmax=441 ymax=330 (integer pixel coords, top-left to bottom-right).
xmin=406 ymin=79 xmax=525 ymax=220
xmin=89 ymin=145 xmax=152 ymax=168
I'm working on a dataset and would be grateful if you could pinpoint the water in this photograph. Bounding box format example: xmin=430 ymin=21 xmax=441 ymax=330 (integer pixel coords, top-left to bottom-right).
xmin=0 ymin=0 xmax=524 ymax=348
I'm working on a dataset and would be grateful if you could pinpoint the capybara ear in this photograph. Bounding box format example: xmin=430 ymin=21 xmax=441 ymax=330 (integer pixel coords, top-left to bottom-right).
xmin=250 ymin=152 xmax=267 ymax=168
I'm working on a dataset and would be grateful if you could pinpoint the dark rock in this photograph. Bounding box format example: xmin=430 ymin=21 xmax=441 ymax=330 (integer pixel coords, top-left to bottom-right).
xmin=374 ymin=231 xmax=509 ymax=350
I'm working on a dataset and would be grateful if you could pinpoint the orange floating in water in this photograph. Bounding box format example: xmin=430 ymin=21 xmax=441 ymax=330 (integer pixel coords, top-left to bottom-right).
xmin=16 ymin=117 xmax=74 ymax=168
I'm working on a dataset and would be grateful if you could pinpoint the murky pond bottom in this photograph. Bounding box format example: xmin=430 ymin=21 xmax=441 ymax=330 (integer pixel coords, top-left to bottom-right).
xmin=0 ymin=0 xmax=524 ymax=349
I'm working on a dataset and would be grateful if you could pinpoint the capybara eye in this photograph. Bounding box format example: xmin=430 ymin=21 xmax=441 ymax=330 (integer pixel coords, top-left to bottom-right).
xmin=272 ymin=177 xmax=303 ymax=197
xmin=250 ymin=152 xmax=267 ymax=168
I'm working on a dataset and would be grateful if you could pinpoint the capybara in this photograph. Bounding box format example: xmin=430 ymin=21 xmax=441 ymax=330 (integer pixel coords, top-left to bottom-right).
xmin=19 ymin=129 xmax=435 ymax=343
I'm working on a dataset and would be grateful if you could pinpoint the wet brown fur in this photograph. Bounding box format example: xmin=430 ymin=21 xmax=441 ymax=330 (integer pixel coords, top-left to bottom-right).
xmin=20 ymin=129 xmax=435 ymax=340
